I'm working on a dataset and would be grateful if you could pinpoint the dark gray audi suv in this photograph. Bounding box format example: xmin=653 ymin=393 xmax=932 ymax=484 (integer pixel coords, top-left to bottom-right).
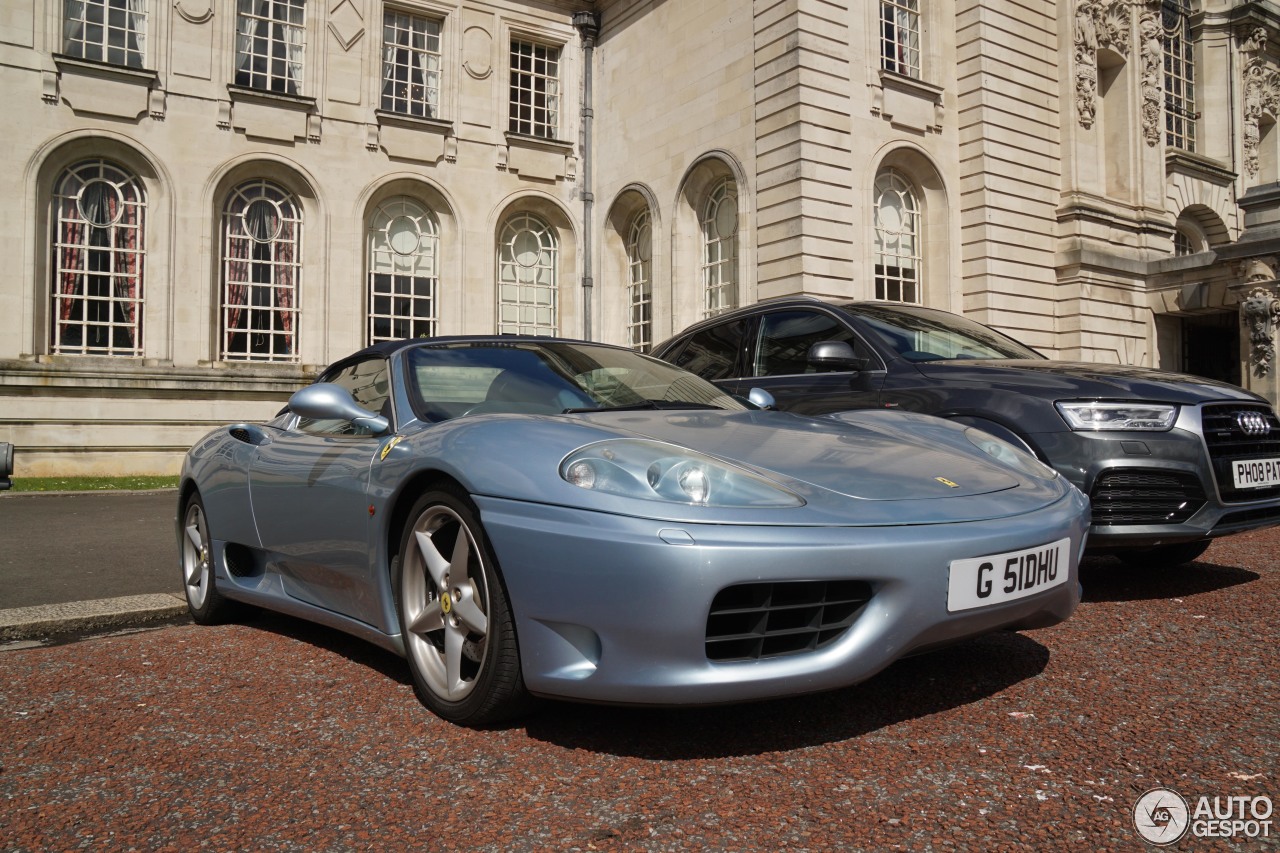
xmin=654 ymin=297 xmax=1280 ymax=566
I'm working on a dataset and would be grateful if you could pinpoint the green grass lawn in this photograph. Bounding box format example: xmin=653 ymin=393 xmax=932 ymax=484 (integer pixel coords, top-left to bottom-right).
xmin=7 ymin=476 xmax=180 ymax=493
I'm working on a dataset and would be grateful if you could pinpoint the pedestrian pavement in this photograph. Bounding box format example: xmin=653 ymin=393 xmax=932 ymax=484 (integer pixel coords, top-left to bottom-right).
xmin=0 ymin=490 xmax=186 ymax=643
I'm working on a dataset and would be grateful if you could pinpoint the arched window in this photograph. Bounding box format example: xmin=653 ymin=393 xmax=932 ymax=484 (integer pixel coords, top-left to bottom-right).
xmin=50 ymin=159 xmax=146 ymax=356
xmin=497 ymin=213 xmax=557 ymax=335
xmin=874 ymin=169 xmax=921 ymax=304
xmin=220 ymin=180 xmax=302 ymax=361
xmin=368 ymin=197 xmax=439 ymax=343
xmin=626 ymin=209 xmax=652 ymax=351
xmin=701 ymin=178 xmax=738 ymax=318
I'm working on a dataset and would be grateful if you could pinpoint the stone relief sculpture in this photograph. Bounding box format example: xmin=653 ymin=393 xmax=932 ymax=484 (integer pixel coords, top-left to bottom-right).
xmin=1075 ymin=0 xmax=1132 ymax=130
xmin=1139 ymin=5 xmax=1162 ymax=146
xmin=1240 ymin=286 xmax=1280 ymax=378
xmin=1240 ymin=28 xmax=1280 ymax=179
xmin=1075 ymin=0 xmax=1100 ymax=128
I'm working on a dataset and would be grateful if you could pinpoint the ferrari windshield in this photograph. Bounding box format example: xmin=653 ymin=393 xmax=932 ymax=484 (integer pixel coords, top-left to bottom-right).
xmin=843 ymin=303 xmax=1043 ymax=362
xmin=406 ymin=340 xmax=747 ymax=421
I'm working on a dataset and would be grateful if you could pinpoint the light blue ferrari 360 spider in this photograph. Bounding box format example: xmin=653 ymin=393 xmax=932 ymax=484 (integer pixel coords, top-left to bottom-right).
xmin=179 ymin=337 xmax=1090 ymax=725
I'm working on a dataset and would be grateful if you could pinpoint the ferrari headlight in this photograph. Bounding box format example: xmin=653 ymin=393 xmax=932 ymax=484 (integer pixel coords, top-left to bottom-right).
xmin=964 ymin=428 xmax=1059 ymax=481
xmin=560 ymin=440 xmax=804 ymax=507
xmin=1055 ymin=401 xmax=1178 ymax=431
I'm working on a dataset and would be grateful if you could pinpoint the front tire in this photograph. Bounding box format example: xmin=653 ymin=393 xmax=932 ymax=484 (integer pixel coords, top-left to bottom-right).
xmin=394 ymin=487 xmax=530 ymax=726
xmin=1117 ymin=540 xmax=1211 ymax=569
xmin=180 ymin=492 xmax=237 ymax=624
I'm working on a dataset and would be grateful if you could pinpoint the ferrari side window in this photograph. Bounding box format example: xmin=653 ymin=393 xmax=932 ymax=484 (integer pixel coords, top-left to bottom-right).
xmin=297 ymin=357 xmax=391 ymax=436
xmin=668 ymin=319 xmax=746 ymax=381
xmin=754 ymin=310 xmax=875 ymax=376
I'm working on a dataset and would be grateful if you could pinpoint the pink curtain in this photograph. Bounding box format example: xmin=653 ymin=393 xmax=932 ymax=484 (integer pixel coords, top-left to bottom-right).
xmin=57 ymin=196 xmax=84 ymax=340
xmin=224 ymin=220 xmax=250 ymax=354
xmin=113 ymin=194 xmax=141 ymax=349
xmin=277 ymin=219 xmax=295 ymax=353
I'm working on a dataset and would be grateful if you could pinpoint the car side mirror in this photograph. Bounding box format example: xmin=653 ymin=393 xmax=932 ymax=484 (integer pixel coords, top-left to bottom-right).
xmin=747 ymin=388 xmax=777 ymax=411
xmin=289 ymin=383 xmax=391 ymax=435
xmin=807 ymin=340 xmax=868 ymax=372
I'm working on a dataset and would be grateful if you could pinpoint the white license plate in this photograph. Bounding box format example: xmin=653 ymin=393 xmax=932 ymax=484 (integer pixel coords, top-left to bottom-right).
xmin=947 ymin=538 xmax=1071 ymax=613
xmin=1233 ymin=458 xmax=1280 ymax=490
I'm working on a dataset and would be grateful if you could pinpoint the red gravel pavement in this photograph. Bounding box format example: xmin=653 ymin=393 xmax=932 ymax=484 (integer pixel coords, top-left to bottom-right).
xmin=2 ymin=529 xmax=1278 ymax=851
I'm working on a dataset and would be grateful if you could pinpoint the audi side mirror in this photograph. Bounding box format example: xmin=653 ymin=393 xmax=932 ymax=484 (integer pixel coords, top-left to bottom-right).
xmin=807 ymin=340 xmax=868 ymax=372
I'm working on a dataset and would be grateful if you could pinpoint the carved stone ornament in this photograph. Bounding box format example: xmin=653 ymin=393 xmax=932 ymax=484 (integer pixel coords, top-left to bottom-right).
xmin=1139 ymin=4 xmax=1162 ymax=146
xmin=1075 ymin=0 xmax=1132 ymax=130
xmin=1240 ymin=25 xmax=1280 ymax=177
xmin=1240 ymin=285 xmax=1280 ymax=378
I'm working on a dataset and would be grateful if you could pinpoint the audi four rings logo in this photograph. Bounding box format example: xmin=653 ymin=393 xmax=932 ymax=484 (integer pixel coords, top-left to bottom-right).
xmin=1236 ymin=411 xmax=1273 ymax=436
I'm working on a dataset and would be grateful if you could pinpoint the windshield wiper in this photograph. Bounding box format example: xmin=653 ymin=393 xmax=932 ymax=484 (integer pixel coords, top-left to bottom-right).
xmin=562 ymin=400 xmax=723 ymax=414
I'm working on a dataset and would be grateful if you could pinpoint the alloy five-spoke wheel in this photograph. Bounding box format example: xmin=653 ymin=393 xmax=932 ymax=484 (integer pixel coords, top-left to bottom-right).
xmin=395 ymin=488 xmax=528 ymax=725
xmin=180 ymin=492 xmax=234 ymax=624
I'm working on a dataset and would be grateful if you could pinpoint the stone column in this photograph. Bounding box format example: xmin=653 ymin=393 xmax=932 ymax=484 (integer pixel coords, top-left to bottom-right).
xmin=1229 ymin=268 xmax=1280 ymax=406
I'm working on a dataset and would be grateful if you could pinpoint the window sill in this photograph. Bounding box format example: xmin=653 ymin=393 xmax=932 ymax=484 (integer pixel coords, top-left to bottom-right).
xmin=505 ymin=132 xmax=573 ymax=153
xmin=53 ymin=54 xmax=158 ymax=85
xmin=877 ymin=69 xmax=944 ymax=104
xmin=227 ymin=85 xmax=316 ymax=111
xmin=375 ymin=110 xmax=453 ymax=134
xmin=1165 ymin=149 xmax=1235 ymax=186
xmin=872 ymin=70 xmax=945 ymax=133
xmin=49 ymin=54 xmax=162 ymax=118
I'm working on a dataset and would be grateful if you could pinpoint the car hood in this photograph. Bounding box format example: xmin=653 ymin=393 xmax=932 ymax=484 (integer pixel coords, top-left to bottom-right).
xmin=571 ymin=409 xmax=1020 ymax=501
xmin=913 ymin=359 xmax=1263 ymax=404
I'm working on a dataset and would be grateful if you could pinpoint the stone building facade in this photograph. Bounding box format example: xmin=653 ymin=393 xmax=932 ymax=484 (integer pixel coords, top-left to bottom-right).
xmin=1 ymin=0 xmax=1279 ymax=475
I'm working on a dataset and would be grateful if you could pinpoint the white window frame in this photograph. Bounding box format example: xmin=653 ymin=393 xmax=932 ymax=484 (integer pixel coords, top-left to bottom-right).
xmin=497 ymin=213 xmax=558 ymax=336
xmin=50 ymin=159 xmax=146 ymax=356
xmin=874 ymin=169 xmax=922 ymax=304
xmin=367 ymin=197 xmax=440 ymax=343
xmin=234 ymin=0 xmax=307 ymax=96
xmin=220 ymin=180 xmax=303 ymax=362
xmin=880 ymin=0 xmax=920 ymax=79
xmin=626 ymin=209 xmax=653 ymax=351
xmin=63 ymin=0 xmax=148 ymax=68
xmin=1163 ymin=0 xmax=1196 ymax=152
xmin=508 ymin=37 xmax=561 ymax=139
xmin=381 ymin=9 xmax=442 ymax=119
xmin=701 ymin=178 xmax=738 ymax=318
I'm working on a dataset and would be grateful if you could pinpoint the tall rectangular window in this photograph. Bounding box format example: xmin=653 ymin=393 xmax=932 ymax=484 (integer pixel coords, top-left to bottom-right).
xmin=235 ymin=0 xmax=306 ymax=96
xmin=1163 ymin=0 xmax=1196 ymax=152
xmin=509 ymin=39 xmax=559 ymax=139
xmin=63 ymin=0 xmax=147 ymax=68
xmin=880 ymin=0 xmax=920 ymax=78
xmin=382 ymin=10 xmax=441 ymax=118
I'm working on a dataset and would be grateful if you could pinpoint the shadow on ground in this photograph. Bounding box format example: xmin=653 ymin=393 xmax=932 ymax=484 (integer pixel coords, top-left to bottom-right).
xmin=1078 ymin=557 xmax=1259 ymax=604
xmin=228 ymin=605 xmax=1051 ymax=759
xmin=523 ymin=630 xmax=1050 ymax=759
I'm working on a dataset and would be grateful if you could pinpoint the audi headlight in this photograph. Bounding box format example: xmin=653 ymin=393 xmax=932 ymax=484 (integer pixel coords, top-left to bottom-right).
xmin=560 ymin=440 xmax=804 ymax=507
xmin=1055 ymin=401 xmax=1178 ymax=431
xmin=964 ymin=428 xmax=1059 ymax=481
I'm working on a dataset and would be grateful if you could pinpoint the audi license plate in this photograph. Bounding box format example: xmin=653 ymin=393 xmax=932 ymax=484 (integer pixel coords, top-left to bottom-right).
xmin=1233 ymin=458 xmax=1280 ymax=489
xmin=947 ymin=538 xmax=1070 ymax=613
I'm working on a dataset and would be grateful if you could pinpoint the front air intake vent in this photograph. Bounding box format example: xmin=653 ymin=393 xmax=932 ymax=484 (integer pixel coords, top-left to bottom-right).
xmin=1090 ymin=468 xmax=1206 ymax=525
xmin=706 ymin=580 xmax=872 ymax=661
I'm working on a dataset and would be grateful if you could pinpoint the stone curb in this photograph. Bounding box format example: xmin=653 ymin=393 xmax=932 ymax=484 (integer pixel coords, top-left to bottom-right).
xmin=0 ymin=593 xmax=188 ymax=642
